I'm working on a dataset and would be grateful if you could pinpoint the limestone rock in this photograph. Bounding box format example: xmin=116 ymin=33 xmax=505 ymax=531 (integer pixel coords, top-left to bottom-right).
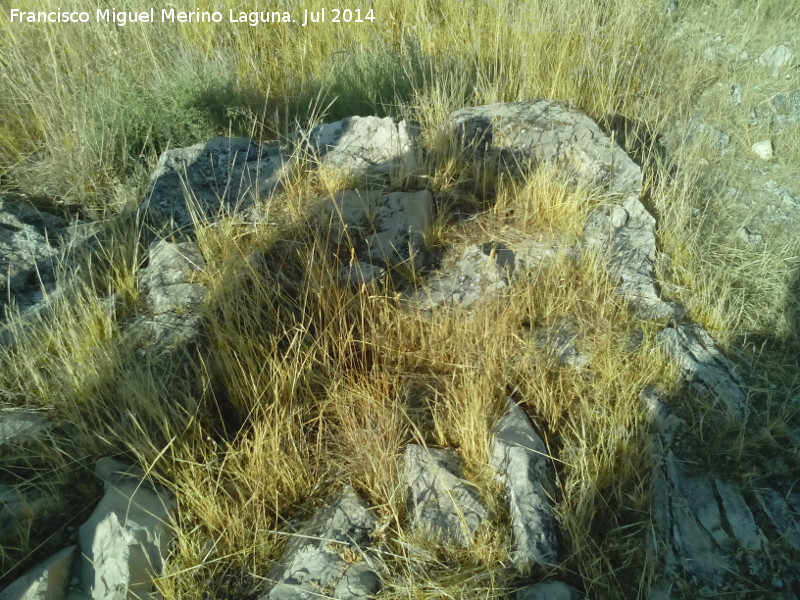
xmin=262 ymin=486 xmax=379 ymax=600
xmin=414 ymin=245 xmax=509 ymax=309
xmin=0 ymin=409 xmax=48 ymax=445
xmin=446 ymin=101 xmax=674 ymax=319
xmin=657 ymin=323 xmax=748 ymax=421
xmin=414 ymin=238 xmax=577 ymax=310
xmin=0 ymin=545 xmax=76 ymax=600
xmin=78 ymin=459 xmax=175 ymax=600
xmin=533 ymin=318 xmax=590 ymax=369
xmin=490 ymin=401 xmax=558 ymax=571
xmin=302 ymin=116 xmax=420 ymax=176
xmin=0 ymin=199 xmax=62 ymax=319
xmin=757 ymin=45 xmax=795 ymax=75
xmin=338 ymin=261 xmax=385 ymax=288
xmin=751 ymin=140 xmax=774 ymax=160
xmin=516 ymin=581 xmax=579 ymax=600
xmin=755 ymin=489 xmax=800 ymax=553
xmin=404 ymin=444 xmax=488 ymax=546
xmin=317 ymin=189 xmax=433 ymax=269
xmin=644 ymin=394 xmax=796 ymax=596
xmin=124 ymin=240 xmax=206 ymax=354
xmin=142 ymin=137 xmax=288 ymax=233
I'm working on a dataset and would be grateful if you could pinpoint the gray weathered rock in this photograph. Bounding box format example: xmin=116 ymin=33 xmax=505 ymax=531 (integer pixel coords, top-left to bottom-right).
xmin=757 ymin=45 xmax=795 ymax=75
xmin=533 ymin=318 xmax=590 ymax=369
xmin=78 ymin=459 xmax=175 ymax=600
xmin=0 ymin=545 xmax=76 ymax=600
xmin=302 ymin=116 xmax=420 ymax=176
xmin=516 ymin=581 xmax=579 ymax=600
xmin=751 ymin=139 xmax=774 ymax=160
xmin=0 ymin=199 xmax=62 ymax=319
xmin=714 ymin=478 xmax=766 ymax=554
xmin=142 ymin=137 xmax=289 ymax=232
xmin=123 ymin=240 xmax=207 ymax=354
xmin=338 ymin=261 xmax=385 ymax=288
xmin=446 ymin=101 xmax=675 ymax=319
xmin=490 ymin=401 xmax=558 ymax=571
xmin=262 ymin=486 xmax=379 ymax=600
xmin=404 ymin=444 xmax=488 ymax=546
xmin=643 ymin=393 xmax=797 ymax=597
xmin=657 ymin=323 xmax=748 ymax=421
xmin=0 ymin=409 xmax=48 ymax=445
xmin=318 ymin=189 xmax=433 ymax=269
xmin=415 ymin=245 xmax=509 ymax=309
xmin=414 ymin=238 xmax=578 ymax=310
xmin=755 ymin=489 xmax=800 ymax=553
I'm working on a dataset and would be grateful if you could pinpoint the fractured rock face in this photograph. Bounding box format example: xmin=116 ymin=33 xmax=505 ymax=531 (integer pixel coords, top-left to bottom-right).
xmin=446 ymin=101 xmax=675 ymax=319
xmin=414 ymin=238 xmax=578 ymax=311
xmin=0 ymin=409 xmax=48 ymax=446
xmin=0 ymin=545 xmax=76 ymax=600
xmin=262 ymin=486 xmax=380 ymax=600
xmin=414 ymin=245 xmax=510 ymax=309
xmin=644 ymin=392 xmax=800 ymax=597
xmin=302 ymin=116 xmax=421 ymax=176
xmin=404 ymin=444 xmax=488 ymax=546
xmin=0 ymin=199 xmax=62 ymax=319
xmin=657 ymin=323 xmax=748 ymax=422
xmin=142 ymin=137 xmax=288 ymax=233
xmin=318 ymin=189 xmax=433 ymax=271
xmin=490 ymin=401 xmax=558 ymax=571
xmin=78 ymin=459 xmax=175 ymax=600
xmin=124 ymin=240 xmax=207 ymax=354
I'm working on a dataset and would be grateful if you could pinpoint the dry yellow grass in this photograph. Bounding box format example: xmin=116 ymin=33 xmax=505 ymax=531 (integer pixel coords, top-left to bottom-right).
xmin=2 ymin=0 xmax=799 ymax=597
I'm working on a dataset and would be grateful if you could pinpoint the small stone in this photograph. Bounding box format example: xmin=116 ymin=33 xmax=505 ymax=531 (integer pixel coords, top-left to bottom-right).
xmin=737 ymin=226 xmax=764 ymax=245
xmin=730 ymin=83 xmax=743 ymax=107
xmin=752 ymin=140 xmax=774 ymax=160
xmin=757 ymin=45 xmax=795 ymax=73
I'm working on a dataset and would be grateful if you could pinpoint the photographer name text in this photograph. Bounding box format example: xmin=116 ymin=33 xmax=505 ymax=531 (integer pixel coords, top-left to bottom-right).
xmin=8 ymin=7 xmax=375 ymax=27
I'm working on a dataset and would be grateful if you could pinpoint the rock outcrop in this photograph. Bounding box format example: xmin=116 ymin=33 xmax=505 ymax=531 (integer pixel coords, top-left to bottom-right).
xmin=490 ymin=401 xmax=559 ymax=571
xmin=78 ymin=458 xmax=175 ymax=600
xmin=123 ymin=240 xmax=207 ymax=355
xmin=0 ymin=545 xmax=76 ymax=600
xmin=404 ymin=444 xmax=489 ymax=546
xmin=644 ymin=388 xmax=799 ymax=599
xmin=261 ymin=486 xmax=380 ymax=600
xmin=141 ymin=137 xmax=288 ymax=233
xmin=446 ymin=101 xmax=677 ymax=319
xmin=5 ymin=98 xmax=798 ymax=599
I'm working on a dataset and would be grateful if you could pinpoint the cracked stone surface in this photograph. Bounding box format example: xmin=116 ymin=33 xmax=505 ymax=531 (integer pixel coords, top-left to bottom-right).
xmin=0 ymin=545 xmax=76 ymax=600
xmin=446 ymin=101 xmax=677 ymax=319
xmin=657 ymin=322 xmax=749 ymax=422
xmin=262 ymin=486 xmax=380 ymax=600
xmin=142 ymin=137 xmax=289 ymax=233
xmin=317 ymin=189 xmax=433 ymax=271
xmin=490 ymin=400 xmax=558 ymax=571
xmin=302 ymin=116 xmax=421 ymax=176
xmin=404 ymin=444 xmax=488 ymax=546
xmin=123 ymin=240 xmax=207 ymax=354
xmin=78 ymin=459 xmax=175 ymax=600
xmin=646 ymin=392 xmax=799 ymax=598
